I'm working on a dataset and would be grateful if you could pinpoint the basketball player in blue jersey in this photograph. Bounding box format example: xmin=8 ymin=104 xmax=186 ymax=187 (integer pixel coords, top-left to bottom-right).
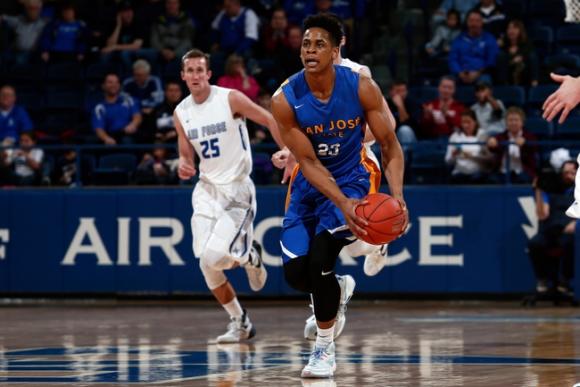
xmin=271 ymin=14 xmax=408 ymax=378
xmin=272 ymin=14 xmax=397 ymax=343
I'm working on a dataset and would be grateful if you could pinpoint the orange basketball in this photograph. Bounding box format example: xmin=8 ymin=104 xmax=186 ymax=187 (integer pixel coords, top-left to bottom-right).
xmin=354 ymin=193 xmax=406 ymax=245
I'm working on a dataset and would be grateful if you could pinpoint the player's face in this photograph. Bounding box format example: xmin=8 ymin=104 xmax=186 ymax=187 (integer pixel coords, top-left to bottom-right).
xmin=181 ymin=57 xmax=211 ymax=95
xmin=301 ymin=27 xmax=338 ymax=73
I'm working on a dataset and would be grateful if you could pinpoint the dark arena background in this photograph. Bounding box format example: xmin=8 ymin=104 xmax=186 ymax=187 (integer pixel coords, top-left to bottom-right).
xmin=2 ymin=0 xmax=580 ymax=386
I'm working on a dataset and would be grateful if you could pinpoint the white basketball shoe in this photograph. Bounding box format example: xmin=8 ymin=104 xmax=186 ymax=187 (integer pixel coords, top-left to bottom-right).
xmin=216 ymin=309 xmax=256 ymax=343
xmin=363 ymin=244 xmax=388 ymax=276
xmin=304 ymin=275 xmax=356 ymax=341
xmin=244 ymin=241 xmax=267 ymax=291
xmin=301 ymin=342 xmax=336 ymax=378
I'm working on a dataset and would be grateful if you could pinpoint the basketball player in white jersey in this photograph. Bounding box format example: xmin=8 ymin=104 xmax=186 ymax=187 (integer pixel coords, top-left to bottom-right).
xmin=271 ymin=15 xmax=403 ymax=341
xmin=174 ymin=49 xmax=284 ymax=343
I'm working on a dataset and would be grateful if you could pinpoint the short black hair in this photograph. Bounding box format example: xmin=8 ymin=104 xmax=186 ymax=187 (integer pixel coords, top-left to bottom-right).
xmin=303 ymin=13 xmax=343 ymax=47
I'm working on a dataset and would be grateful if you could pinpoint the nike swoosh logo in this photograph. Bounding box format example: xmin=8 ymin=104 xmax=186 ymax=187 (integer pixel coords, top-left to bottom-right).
xmin=295 ymin=104 xmax=304 ymax=109
xmin=321 ymin=270 xmax=333 ymax=276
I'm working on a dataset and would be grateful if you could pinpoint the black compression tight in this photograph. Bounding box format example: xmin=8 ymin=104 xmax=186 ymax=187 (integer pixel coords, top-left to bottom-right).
xmin=283 ymin=231 xmax=347 ymax=322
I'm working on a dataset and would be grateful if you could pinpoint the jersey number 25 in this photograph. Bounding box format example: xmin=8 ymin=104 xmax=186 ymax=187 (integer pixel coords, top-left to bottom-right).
xmin=200 ymin=138 xmax=220 ymax=158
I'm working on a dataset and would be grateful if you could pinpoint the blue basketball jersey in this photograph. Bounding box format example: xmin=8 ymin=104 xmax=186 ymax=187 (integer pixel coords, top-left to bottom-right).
xmin=280 ymin=65 xmax=365 ymax=177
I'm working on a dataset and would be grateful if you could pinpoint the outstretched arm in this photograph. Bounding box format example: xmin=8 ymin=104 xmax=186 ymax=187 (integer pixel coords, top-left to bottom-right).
xmin=229 ymin=90 xmax=285 ymax=149
xmin=543 ymin=73 xmax=580 ymax=123
xmin=271 ymin=92 xmax=368 ymax=237
xmin=359 ymin=76 xmax=408 ymax=231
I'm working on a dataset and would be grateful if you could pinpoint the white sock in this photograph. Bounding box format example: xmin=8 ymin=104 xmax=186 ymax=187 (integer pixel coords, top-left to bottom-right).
xmin=315 ymin=325 xmax=334 ymax=348
xmin=222 ymin=298 xmax=243 ymax=319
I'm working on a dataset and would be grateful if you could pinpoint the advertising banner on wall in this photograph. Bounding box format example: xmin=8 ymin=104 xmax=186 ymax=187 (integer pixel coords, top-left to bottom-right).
xmin=0 ymin=186 xmax=542 ymax=295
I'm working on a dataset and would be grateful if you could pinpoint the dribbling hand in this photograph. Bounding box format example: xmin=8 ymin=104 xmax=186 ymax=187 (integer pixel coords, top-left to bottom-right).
xmin=178 ymin=159 xmax=196 ymax=180
xmin=339 ymin=198 xmax=369 ymax=239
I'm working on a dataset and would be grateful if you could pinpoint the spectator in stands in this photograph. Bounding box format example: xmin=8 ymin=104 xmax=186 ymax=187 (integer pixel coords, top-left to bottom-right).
xmin=261 ymin=8 xmax=291 ymax=57
xmin=151 ymin=0 xmax=195 ymax=64
xmin=267 ymin=25 xmax=304 ymax=90
xmin=471 ymin=0 xmax=506 ymax=40
xmin=217 ymin=54 xmax=260 ymax=102
xmin=101 ymin=1 xmax=156 ymax=72
xmin=135 ymin=143 xmax=176 ymax=185
xmin=431 ymin=0 xmax=478 ymax=29
xmin=249 ymin=89 xmax=275 ymax=145
xmin=283 ymin=0 xmax=315 ymax=26
xmin=497 ymin=20 xmax=539 ymax=86
xmin=40 ymin=2 xmax=88 ymax=63
xmin=445 ymin=109 xmax=491 ymax=183
xmin=386 ymin=79 xmax=420 ymax=147
xmin=210 ymin=0 xmax=259 ymax=72
xmin=92 ymin=73 xmax=142 ymax=145
xmin=487 ymin=107 xmax=538 ymax=183
xmin=471 ymin=81 xmax=505 ymax=137
xmin=420 ymin=76 xmax=465 ymax=138
xmin=122 ymin=59 xmax=164 ymax=114
xmin=153 ymin=81 xmax=182 ymax=143
xmin=449 ymin=10 xmax=498 ymax=85
xmin=0 ymin=0 xmax=48 ymax=65
xmin=0 ymin=131 xmax=43 ymax=186
xmin=425 ymin=9 xmax=461 ymax=58
xmin=54 ymin=149 xmax=77 ymax=186
xmin=529 ymin=159 xmax=577 ymax=295
xmin=0 ymin=85 xmax=33 ymax=146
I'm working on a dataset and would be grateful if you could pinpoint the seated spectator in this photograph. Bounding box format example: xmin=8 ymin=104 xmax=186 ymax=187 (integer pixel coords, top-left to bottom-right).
xmin=529 ymin=159 xmax=577 ymax=295
xmin=40 ymin=2 xmax=87 ymax=63
xmin=135 ymin=143 xmax=176 ymax=185
xmin=100 ymin=1 xmax=157 ymax=72
xmin=431 ymin=0 xmax=478 ymax=29
xmin=269 ymin=25 xmax=304 ymax=89
xmin=445 ymin=109 xmax=492 ymax=183
xmin=249 ymin=89 xmax=275 ymax=145
xmin=92 ymin=73 xmax=142 ymax=145
xmin=261 ymin=8 xmax=291 ymax=57
xmin=0 ymin=85 xmax=33 ymax=146
xmin=53 ymin=149 xmax=77 ymax=186
xmin=217 ymin=54 xmax=260 ymax=102
xmin=1 ymin=0 xmax=49 ymax=65
xmin=497 ymin=20 xmax=539 ymax=86
xmin=386 ymin=79 xmax=420 ymax=147
xmin=0 ymin=131 xmax=43 ymax=186
xmin=420 ymin=76 xmax=465 ymax=138
xmin=471 ymin=0 xmax=506 ymax=40
xmin=449 ymin=10 xmax=498 ymax=85
xmin=471 ymin=81 xmax=505 ymax=137
xmin=122 ymin=59 xmax=164 ymax=114
xmin=153 ymin=81 xmax=182 ymax=143
xmin=151 ymin=0 xmax=195 ymax=64
xmin=426 ymin=9 xmax=461 ymax=59
xmin=283 ymin=0 xmax=315 ymax=26
xmin=487 ymin=107 xmax=538 ymax=184
xmin=211 ymin=0 xmax=259 ymax=75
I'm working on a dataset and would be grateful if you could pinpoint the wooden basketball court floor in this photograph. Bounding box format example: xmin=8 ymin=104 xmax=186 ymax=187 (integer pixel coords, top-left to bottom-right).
xmin=1 ymin=300 xmax=580 ymax=387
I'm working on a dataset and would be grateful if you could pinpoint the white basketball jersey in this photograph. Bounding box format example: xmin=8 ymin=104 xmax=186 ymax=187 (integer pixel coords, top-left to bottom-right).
xmin=175 ymin=86 xmax=252 ymax=185
xmin=340 ymin=58 xmax=368 ymax=75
